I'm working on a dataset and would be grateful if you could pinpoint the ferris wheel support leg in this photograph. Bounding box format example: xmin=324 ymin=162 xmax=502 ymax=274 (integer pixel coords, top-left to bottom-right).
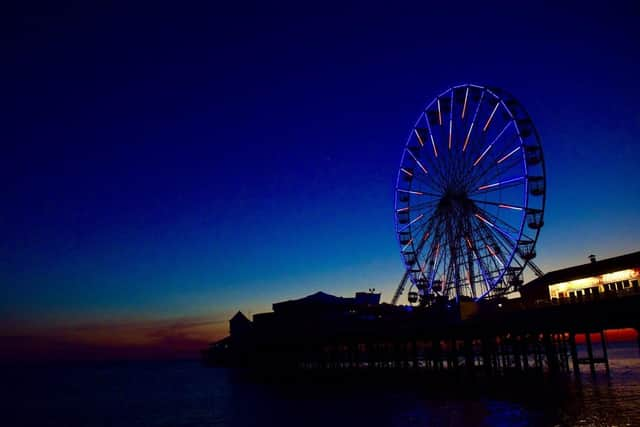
xmin=526 ymin=260 xmax=544 ymax=278
xmin=391 ymin=270 xmax=411 ymax=305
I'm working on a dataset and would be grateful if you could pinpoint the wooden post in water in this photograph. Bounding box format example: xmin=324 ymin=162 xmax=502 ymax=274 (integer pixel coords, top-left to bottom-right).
xmin=600 ymin=330 xmax=610 ymax=375
xmin=524 ymin=336 xmax=530 ymax=372
xmin=543 ymin=333 xmax=558 ymax=374
xmin=500 ymin=336 xmax=508 ymax=371
xmin=562 ymin=333 xmax=571 ymax=373
xmin=450 ymin=338 xmax=458 ymax=372
xmin=585 ymin=332 xmax=596 ymax=376
xmin=514 ymin=335 xmax=522 ymax=371
xmin=481 ymin=337 xmax=492 ymax=376
xmin=569 ymin=332 xmax=579 ymax=376
xmin=464 ymin=338 xmax=474 ymax=375
xmin=433 ymin=338 xmax=442 ymax=371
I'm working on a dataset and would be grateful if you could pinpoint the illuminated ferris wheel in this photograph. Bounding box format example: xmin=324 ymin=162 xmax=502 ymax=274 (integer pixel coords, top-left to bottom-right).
xmin=392 ymin=84 xmax=546 ymax=305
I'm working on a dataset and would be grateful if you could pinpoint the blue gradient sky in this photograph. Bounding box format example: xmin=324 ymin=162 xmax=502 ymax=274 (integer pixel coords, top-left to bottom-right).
xmin=2 ymin=4 xmax=639 ymax=348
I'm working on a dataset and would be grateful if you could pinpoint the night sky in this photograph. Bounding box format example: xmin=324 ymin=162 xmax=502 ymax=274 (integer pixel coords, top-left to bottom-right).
xmin=2 ymin=3 xmax=639 ymax=359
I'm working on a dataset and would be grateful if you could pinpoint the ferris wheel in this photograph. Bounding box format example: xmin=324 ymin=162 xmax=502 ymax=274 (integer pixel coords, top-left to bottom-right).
xmin=392 ymin=84 xmax=546 ymax=305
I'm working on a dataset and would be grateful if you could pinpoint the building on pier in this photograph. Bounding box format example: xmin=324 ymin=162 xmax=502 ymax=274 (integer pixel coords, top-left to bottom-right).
xmin=270 ymin=290 xmax=380 ymax=314
xmin=251 ymin=290 xmax=396 ymax=332
xmin=520 ymin=251 xmax=640 ymax=303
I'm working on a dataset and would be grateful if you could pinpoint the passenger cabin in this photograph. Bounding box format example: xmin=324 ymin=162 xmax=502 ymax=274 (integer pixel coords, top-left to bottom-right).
xmin=520 ymin=251 xmax=640 ymax=304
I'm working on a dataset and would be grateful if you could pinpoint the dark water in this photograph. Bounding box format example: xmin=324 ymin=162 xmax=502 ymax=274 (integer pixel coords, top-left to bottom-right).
xmin=3 ymin=344 xmax=640 ymax=427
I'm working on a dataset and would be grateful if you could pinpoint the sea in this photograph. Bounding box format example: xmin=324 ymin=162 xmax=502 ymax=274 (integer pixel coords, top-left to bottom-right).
xmin=3 ymin=343 xmax=640 ymax=427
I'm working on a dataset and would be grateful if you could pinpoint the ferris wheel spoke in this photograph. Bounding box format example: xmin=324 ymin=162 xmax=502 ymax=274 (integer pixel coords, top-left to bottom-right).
xmin=496 ymin=145 xmax=521 ymax=165
xmin=448 ymin=90 xmax=454 ymax=150
xmin=443 ymin=221 xmax=458 ymax=296
xmin=470 ymin=175 xmax=525 ymax=196
xmin=471 ymin=169 xmax=522 ymax=198
xmin=428 ymin=221 xmax=449 ymax=284
xmin=485 ymin=241 xmax=507 ymax=272
xmin=411 ymin=210 xmax=435 ymax=234
xmin=398 ymin=213 xmax=425 ymax=232
xmin=469 ymin=226 xmax=506 ymax=296
xmin=402 ymin=217 xmax=439 ymax=277
xmin=396 ymin=188 xmax=440 ymax=197
xmin=446 ymin=251 xmax=459 ymax=297
xmin=408 ymin=198 xmax=439 ymax=208
xmin=402 ymin=217 xmax=435 ymax=258
xmin=472 ymin=218 xmax=523 ymax=270
xmin=472 ymin=212 xmax=518 ymax=245
xmin=462 ymin=90 xmax=485 ymax=152
xmin=468 ymin=134 xmax=519 ymax=181
xmin=452 ymin=223 xmax=469 ymax=296
xmin=471 ymin=121 xmax=513 ymax=168
xmin=443 ymin=245 xmax=458 ymax=296
xmin=410 ymin=171 xmax=446 ymax=194
xmin=413 ymin=134 xmax=444 ymax=188
xmin=409 ymin=152 xmax=450 ymax=193
xmin=430 ymin=161 xmax=453 ymax=192
xmin=426 ymin=240 xmax=443 ymax=289
xmin=468 ymin=243 xmax=493 ymax=296
xmin=474 ymin=204 xmax=522 ymax=234
xmin=478 ymin=217 xmax=519 ymax=260
xmin=469 ymin=135 xmax=522 ymax=186
xmin=409 ymin=132 xmax=442 ymax=170
xmin=482 ymin=101 xmax=501 ymax=133
xmin=461 ymin=220 xmax=478 ymax=297
xmin=410 ymin=179 xmax=444 ymax=198
xmin=423 ymin=112 xmax=440 ymax=159
xmin=405 ymin=148 xmax=429 ymax=175
xmin=470 ymin=224 xmax=505 ymax=281
xmin=461 ymin=86 xmax=469 ymax=120
xmin=468 ymin=198 xmax=526 ymax=211
xmin=459 ymin=246 xmax=475 ymax=297
xmin=467 ymin=227 xmax=499 ymax=278
xmin=408 ymin=203 xmax=440 ymax=219
xmin=413 ymin=222 xmax=436 ymax=255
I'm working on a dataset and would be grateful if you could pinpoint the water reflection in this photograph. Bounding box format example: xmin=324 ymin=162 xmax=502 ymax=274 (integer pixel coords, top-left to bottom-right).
xmin=3 ymin=344 xmax=639 ymax=427
xmin=386 ymin=344 xmax=640 ymax=427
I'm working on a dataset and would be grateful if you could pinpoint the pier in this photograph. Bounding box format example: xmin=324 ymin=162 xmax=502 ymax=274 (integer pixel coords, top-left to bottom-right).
xmin=206 ymin=289 xmax=640 ymax=379
xmin=204 ymin=251 xmax=640 ymax=379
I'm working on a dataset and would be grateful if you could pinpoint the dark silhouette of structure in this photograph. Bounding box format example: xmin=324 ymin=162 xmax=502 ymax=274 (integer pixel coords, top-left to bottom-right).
xmin=203 ymin=251 xmax=640 ymax=378
xmin=230 ymin=311 xmax=252 ymax=337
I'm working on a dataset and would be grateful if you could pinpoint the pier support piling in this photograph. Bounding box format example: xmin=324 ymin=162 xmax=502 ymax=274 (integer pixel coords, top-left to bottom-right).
xmin=569 ymin=332 xmax=579 ymax=376
xmin=600 ymin=330 xmax=610 ymax=375
xmin=585 ymin=332 xmax=596 ymax=377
